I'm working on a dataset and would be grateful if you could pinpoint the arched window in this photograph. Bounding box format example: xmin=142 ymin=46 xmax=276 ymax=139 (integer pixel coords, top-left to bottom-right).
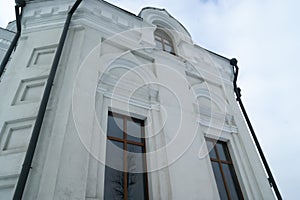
xmin=154 ymin=28 xmax=175 ymax=55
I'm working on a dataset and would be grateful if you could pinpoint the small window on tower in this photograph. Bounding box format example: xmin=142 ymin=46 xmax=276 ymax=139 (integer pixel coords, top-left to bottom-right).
xmin=154 ymin=28 xmax=175 ymax=55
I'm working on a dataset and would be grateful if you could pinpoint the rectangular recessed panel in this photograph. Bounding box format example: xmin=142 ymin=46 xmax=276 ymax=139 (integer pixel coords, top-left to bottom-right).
xmin=20 ymin=82 xmax=45 ymax=102
xmin=0 ymin=118 xmax=35 ymax=154
xmin=34 ymin=50 xmax=55 ymax=65
xmin=3 ymin=125 xmax=32 ymax=151
xmin=27 ymin=45 xmax=57 ymax=68
xmin=0 ymin=186 xmax=14 ymax=200
xmin=12 ymin=76 xmax=47 ymax=105
xmin=0 ymin=175 xmax=18 ymax=200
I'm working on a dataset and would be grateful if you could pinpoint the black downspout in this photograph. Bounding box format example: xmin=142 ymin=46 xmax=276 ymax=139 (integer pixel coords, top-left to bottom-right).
xmin=0 ymin=5 xmax=24 ymax=79
xmin=230 ymin=58 xmax=282 ymax=200
xmin=13 ymin=0 xmax=83 ymax=199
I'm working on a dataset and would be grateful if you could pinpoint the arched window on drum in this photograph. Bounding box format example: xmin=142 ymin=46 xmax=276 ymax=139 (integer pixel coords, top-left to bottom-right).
xmin=154 ymin=28 xmax=175 ymax=55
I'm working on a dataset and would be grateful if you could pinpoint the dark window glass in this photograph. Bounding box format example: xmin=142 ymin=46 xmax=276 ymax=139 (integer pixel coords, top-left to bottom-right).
xmin=206 ymin=139 xmax=244 ymax=200
xmin=164 ymin=44 xmax=172 ymax=52
xmin=127 ymin=143 xmax=143 ymax=153
xmin=206 ymin=140 xmax=217 ymax=159
xmin=222 ymin=164 xmax=243 ymax=200
xmin=104 ymin=167 xmax=124 ymax=200
xmin=155 ymin=38 xmax=163 ymax=49
xmin=105 ymin=112 xmax=148 ymax=200
xmin=127 ymin=144 xmax=144 ymax=173
xmin=212 ymin=161 xmax=229 ymax=200
xmin=104 ymin=141 xmax=124 ymax=200
xmin=216 ymin=143 xmax=230 ymax=161
xmin=127 ymin=172 xmax=147 ymax=200
xmin=107 ymin=114 xmax=123 ymax=139
xmin=127 ymin=119 xmax=143 ymax=143
xmin=105 ymin=140 xmax=124 ymax=169
xmin=127 ymin=144 xmax=147 ymax=200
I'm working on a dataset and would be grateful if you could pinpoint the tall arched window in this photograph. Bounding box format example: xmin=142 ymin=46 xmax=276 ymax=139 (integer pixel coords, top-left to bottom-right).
xmin=154 ymin=28 xmax=175 ymax=55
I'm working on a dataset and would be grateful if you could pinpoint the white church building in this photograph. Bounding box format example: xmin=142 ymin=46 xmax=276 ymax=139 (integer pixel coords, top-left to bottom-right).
xmin=0 ymin=0 xmax=279 ymax=199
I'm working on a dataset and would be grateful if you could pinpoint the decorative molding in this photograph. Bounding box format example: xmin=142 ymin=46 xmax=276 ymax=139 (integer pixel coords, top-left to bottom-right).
xmin=100 ymin=89 xmax=160 ymax=111
xmin=139 ymin=7 xmax=192 ymax=42
xmin=97 ymin=72 xmax=160 ymax=111
xmin=196 ymin=102 xmax=238 ymax=134
xmin=22 ymin=1 xmax=142 ymax=33
xmin=197 ymin=113 xmax=238 ymax=134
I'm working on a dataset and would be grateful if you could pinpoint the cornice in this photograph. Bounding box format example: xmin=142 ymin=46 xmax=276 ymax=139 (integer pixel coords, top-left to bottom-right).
xmin=21 ymin=0 xmax=143 ymax=34
xmin=197 ymin=111 xmax=238 ymax=134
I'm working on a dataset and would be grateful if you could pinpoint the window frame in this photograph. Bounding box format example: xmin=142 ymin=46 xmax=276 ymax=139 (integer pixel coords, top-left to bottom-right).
xmin=104 ymin=111 xmax=149 ymax=200
xmin=154 ymin=28 xmax=175 ymax=55
xmin=206 ymin=138 xmax=244 ymax=200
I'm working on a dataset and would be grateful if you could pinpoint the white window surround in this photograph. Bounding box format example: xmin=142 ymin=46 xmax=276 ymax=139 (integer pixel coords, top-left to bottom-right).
xmin=86 ymin=93 xmax=173 ymax=199
xmin=204 ymin=129 xmax=266 ymax=200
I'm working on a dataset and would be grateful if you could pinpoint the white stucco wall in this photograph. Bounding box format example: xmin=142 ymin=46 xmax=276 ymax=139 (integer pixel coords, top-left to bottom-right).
xmin=0 ymin=0 xmax=275 ymax=199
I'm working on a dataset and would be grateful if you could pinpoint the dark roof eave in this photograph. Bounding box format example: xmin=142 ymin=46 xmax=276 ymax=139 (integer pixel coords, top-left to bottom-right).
xmin=101 ymin=0 xmax=143 ymax=21
xmin=0 ymin=26 xmax=16 ymax=34
xmin=194 ymin=44 xmax=230 ymax=61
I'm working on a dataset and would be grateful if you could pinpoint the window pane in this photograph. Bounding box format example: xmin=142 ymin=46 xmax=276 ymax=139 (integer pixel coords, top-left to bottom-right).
xmin=104 ymin=167 xmax=124 ymax=200
xmin=164 ymin=39 xmax=171 ymax=46
xmin=105 ymin=140 xmax=124 ymax=170
xmin=127 ymin=119 xmax=143 ymax=143
xmin=127 ymin=144 xmax=144 ymax=172
xmin=212 ymin=161 xmax=228 ymax=200
xmin=127 ymin=173 xmax=147 ymax=200
xmin=164 ymin=43 xmax=173 ymax=53
xmin=206 ymin=140 xmax=217 ymax=159
xmin=216 ymin=142 xmax=229 ymax=161
xmin=127 ymin=143 xmax=143 ymax=153
xmin=107 ymin=114 xmax=123 ymax=139
xmin=104 ymin=141 xmax=124 ymax=200
xmin=222 ymin=164 xmax=243 ymax=200
xmin=127 ymin=144 xmax=147 ymax=200
xmin=155 ymin=38 xmax=163 ymax=49
xmin=155 ymin=35 xmax=161 ymax=40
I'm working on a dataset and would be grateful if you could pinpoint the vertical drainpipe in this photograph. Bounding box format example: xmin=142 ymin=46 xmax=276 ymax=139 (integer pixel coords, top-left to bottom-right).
xmin=230 ymin=58 xmax=282 ymax=200
xmin=0 ymin=3 xmax=24 ymax=79
xmin=12 ymin=0 xmax=83 ymax=199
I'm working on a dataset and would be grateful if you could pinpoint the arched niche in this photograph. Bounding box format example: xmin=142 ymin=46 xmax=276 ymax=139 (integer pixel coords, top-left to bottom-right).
xmin=139 ymin=7 xmax=193 ymax=44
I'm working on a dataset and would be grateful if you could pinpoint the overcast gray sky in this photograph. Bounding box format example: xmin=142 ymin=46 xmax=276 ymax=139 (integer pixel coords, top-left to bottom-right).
xmin=1 ymin=0 xmax=299 ymax=199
